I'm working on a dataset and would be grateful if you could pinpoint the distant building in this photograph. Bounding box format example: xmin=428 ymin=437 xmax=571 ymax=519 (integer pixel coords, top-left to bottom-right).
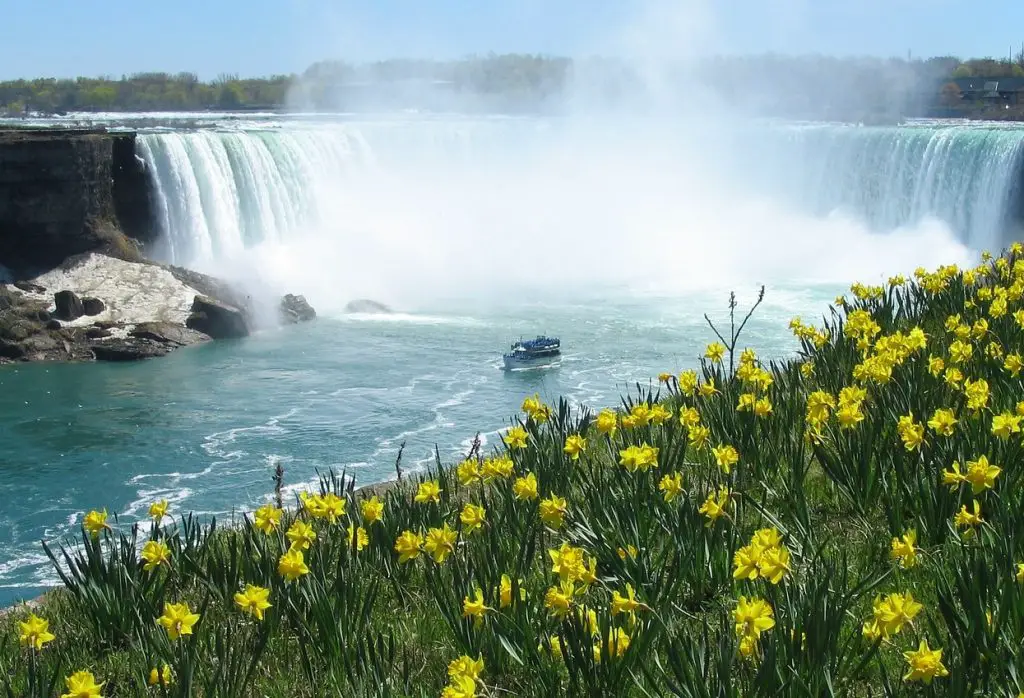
xmin=950 ymin=77 xmax=1024 ymax=105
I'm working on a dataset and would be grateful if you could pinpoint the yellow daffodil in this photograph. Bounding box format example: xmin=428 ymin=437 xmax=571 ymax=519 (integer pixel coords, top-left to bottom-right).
xmin=147 ymin=664 xmax=172 ymax=687
xmin=148 ymin=500 xmax=169 ymax=522
xmin=563 ymin=434 xmax=586 ymax=460
xmin=512 ymin=472 xmax=539 ymax=500
xmin=360 ymin=496 xmax=384 ymax=525
xmin=156 ymin=602 xmax=200 ymax=641
xmin=252 ymin=504 xmax=283 ymax=534
xmin=595 ymin=409 xmax=618 ymax=435
xmin=347 ymin=523 xmax=369 ymax=552
xmin=539 ymin=495 xmax=567 ymax=528
xmin=733 ymin=596 xmax=775 ymax=640
xmin=82 ymin=510 xmax=110 ymax=538
xmin=60 ymin=670 xmax=105 ymax=698
xmin=890 ymin=530 xmax=919 ymax=569
xmin=424 ymin=524 xmax=457 ymax=564
xmin=902 ymin=640 xmax=949 ymax=684
xmin=503 ymin=425 xmax=529 ymax=449
xmin=414 ymin=480 xmax=442 ymax=504
xmin=460 ymin=503 xmax=486 ymax=535
xmin=285 ymin=520 xmax=317 ymax=550
xmin=140 ymin=540 xmax=171 ymax=572
xmin=18 ymin=612 xmax=55 ymax=650
xmin=705 ymin=342 xmax=726 ymax=363
xmin=278 ymin=547 xmax=310 ymax=581
xmin=711 ymin=444 xmax=739 ymax=474
xmin=658 ymin=472 xmax=684 ymax=502
xmin=394 ymin=530 xmax=423 ymax=564
xmin=233 ymin=584 xmax=272 ymax=621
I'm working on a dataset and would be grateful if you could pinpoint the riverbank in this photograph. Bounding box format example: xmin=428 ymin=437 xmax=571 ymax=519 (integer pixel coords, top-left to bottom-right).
xmin=3 ymin=248 xmax=1020 ymax=696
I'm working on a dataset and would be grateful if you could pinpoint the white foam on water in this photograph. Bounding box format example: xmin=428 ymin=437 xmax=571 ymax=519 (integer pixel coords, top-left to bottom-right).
xmin=335 ymin=312 xmax=486 ymax=327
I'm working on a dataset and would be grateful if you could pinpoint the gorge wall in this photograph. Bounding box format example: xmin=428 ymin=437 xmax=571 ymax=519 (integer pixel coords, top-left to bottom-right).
xmin=0 ymin=128 xmax=155 ymax=277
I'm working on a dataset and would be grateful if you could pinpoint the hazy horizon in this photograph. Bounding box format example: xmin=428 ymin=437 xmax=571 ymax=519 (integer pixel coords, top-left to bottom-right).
xmin=2 ymin=0 xmax=1024 ymax=81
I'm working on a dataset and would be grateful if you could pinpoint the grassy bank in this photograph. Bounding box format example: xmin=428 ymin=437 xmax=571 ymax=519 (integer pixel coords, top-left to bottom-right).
xmin=5 ymin=247 xmax=1024 ymax=697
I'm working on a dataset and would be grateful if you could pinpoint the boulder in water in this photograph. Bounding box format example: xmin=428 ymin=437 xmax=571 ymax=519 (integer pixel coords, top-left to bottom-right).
xmin=131 ymin=321 xmax=208 ymax=347
xmin=344 ymin=299 xmax=392 ymax=314
xmin=81 ymin=297 xmax=105 ymax=316
xmin=280 ymin=294 xmax=316 ymax=324
xmin=185 ymin=295 xmax=250 ymax=339
xmin=53 ymin=290 xmax=84 ymax=321
xmin=90 ymin=338 xmax=174 ymax=362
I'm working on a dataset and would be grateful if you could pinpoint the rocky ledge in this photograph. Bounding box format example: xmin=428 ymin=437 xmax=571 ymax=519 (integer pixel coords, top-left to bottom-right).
xmin=0 ymin=253 xmax=316 ymax=363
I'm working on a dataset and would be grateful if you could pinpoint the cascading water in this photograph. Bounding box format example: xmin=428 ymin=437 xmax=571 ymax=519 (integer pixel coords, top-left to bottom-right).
xmin=744 ymin=121 xmax=1024 ymax=252
xmin=136 ymin=129 xmax=373 ymax=265
xmin=129 ymin=115 xmax=1024 ymax=312
xmin=139 ymin=118 xmax=1024 ymax=277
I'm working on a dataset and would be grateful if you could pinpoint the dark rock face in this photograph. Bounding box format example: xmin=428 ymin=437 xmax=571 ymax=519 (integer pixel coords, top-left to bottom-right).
xmin=90 ymin=321 xmax=210 ymax=362
xmin=185 ymin=295 xmax=250 ymax=339
xmin=81 ymin=297 xmax=105 ymax=316
xmin=131 ymin=321 xmax=208 ymax=347
xmin=0 ymin=293 xmax=92 ymax=362
xmin=53 ymin=290 xmax=84 ymax=321
xmin=111 ymin=135 xmax=155 ymax=244
xmin=344 ymin=298 xmax=392 ymax=314
xmin=280 ymin=294 xmax=316 ymax=324
xmin=0 ymin=130 xmax=149 ymax=276
xmin=13 ymin=281 xmax=45 ymax=293
xmin=90 ymin=339 xmax=172 ymax=362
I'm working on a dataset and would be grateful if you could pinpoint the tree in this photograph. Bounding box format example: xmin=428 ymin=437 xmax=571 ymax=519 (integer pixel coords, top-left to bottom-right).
xmin=940 ymin=82 xmax=963 ymax=107
xmin=217 ymin=82 xmax=245 ymax=109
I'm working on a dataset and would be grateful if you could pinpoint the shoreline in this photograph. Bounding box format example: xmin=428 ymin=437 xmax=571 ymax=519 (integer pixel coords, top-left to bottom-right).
xmin=0 ymin=462 xmax=417 ymax=616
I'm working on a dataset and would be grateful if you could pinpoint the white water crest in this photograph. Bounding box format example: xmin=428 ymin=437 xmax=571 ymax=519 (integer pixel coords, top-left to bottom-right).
xmin=134 ymin=114 xmax=1006 ymax=312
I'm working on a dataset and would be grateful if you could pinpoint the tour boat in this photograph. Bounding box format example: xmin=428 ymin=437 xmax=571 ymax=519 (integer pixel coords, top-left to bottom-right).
xmin=502 ymin=336 xmax=561 ymax=370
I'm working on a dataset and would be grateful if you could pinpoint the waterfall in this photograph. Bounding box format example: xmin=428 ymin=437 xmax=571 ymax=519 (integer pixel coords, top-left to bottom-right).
xmin=137 ymin=129 xmax=376 ymax=266
xmin=136 ymin=117 xmax=1024 ymax=282
xmin=743 ymin=122 xmax=1024 ymax=252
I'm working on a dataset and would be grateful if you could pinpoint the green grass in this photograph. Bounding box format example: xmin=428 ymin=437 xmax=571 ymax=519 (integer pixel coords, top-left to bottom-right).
xmin=5 ymin=248 xmax=1024 ymax=697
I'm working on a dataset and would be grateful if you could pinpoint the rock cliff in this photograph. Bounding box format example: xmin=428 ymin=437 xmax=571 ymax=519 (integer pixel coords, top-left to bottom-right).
xmin=0 ymin=128 xmax=153 ymax=276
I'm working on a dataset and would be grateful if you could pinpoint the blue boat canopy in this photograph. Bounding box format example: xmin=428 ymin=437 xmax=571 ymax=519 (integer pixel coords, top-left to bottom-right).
xmin=514 ymin=336 xmax=560 ymax=351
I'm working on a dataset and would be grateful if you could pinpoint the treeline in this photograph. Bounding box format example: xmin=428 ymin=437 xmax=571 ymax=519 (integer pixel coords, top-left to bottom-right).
xmin=0 ymin=72 xmax=292 ymax=114
xmin=3 ymin=53 xmax=1024 ymax=117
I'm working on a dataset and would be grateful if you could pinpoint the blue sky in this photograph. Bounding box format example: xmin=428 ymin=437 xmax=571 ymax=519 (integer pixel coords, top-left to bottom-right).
xmin=0 ymin=0 xmax=1021 ymax=79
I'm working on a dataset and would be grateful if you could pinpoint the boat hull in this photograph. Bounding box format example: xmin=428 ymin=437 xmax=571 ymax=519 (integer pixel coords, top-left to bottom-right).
xmin=502 ymin=353 xmax=560 ymax=370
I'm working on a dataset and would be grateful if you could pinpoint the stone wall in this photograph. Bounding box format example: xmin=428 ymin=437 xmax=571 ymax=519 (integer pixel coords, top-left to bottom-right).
xmin=0 ymin=128 xmax=153 ymax=277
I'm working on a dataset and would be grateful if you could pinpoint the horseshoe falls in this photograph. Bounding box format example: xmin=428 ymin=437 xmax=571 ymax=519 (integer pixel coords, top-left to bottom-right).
xmin=135 ymin=117 xmax=1024 ymax=305
xmin=0 ymin=112 xmax=1017 ymax=608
